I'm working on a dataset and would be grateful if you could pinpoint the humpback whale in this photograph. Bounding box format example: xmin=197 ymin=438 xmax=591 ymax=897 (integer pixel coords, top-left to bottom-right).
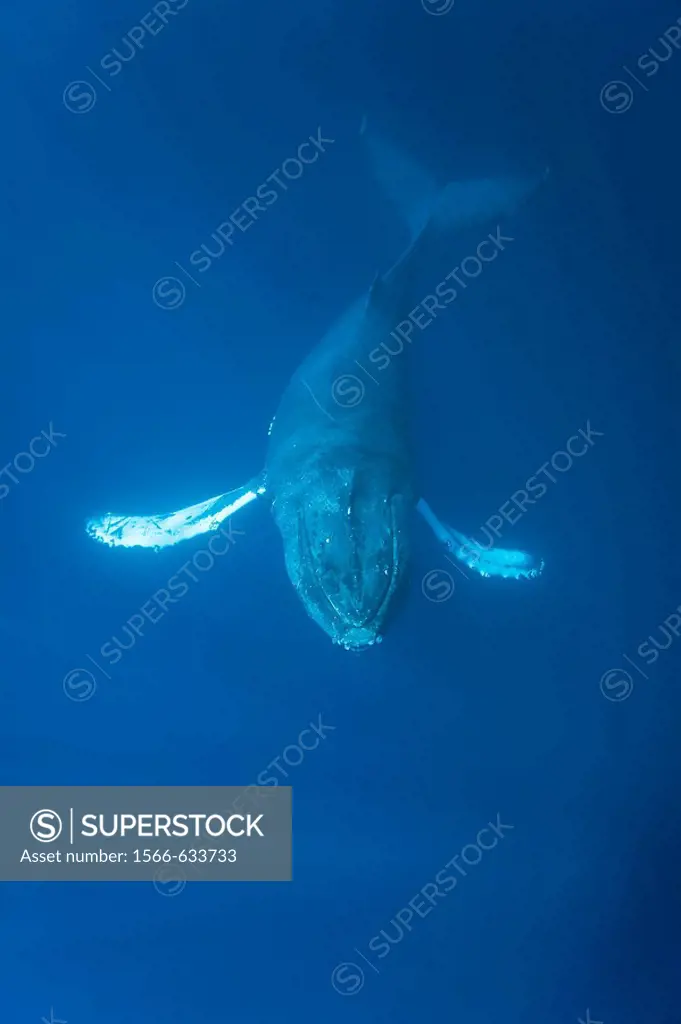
xmin=86 ymin=129 xmax=544 ymax=651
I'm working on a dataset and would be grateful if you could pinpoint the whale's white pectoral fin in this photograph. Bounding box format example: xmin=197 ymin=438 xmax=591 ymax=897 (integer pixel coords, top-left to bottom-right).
xmin=445 ymin=527 xmax=544 ymax=581
xmin=417 ymin=498 xmax=544 ymax=581
xmin=86 ymin=475 xmax=266 ymax=550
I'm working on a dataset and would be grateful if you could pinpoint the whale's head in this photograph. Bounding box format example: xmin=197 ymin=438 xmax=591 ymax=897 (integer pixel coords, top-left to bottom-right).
xmin=272 ymin=458 xmax=410 ymax=650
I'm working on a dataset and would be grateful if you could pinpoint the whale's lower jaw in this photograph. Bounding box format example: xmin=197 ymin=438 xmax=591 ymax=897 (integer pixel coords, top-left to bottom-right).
xmin=297 ymin=507 xmax=406 ymax=650
xmin=291 ymin=545 xmax=407 ymax=651
xmin=271 ymin=451 xmax=411 ymax=650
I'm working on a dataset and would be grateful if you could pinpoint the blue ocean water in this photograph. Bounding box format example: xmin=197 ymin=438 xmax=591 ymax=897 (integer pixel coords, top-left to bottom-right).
xmin=2 ymin=0 xmax=681 ymax=1020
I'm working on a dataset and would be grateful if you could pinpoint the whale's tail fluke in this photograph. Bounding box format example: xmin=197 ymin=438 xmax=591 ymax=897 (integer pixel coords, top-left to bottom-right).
xmin=360 ymin=117 xmax=439 ymax=239
xmin=361 ymin=116 xmax=548 ymax=244
xmin=417 ymin=498 xmax=544 ymax=581
xmin=86 ymin=474 xmax=266 ymax=550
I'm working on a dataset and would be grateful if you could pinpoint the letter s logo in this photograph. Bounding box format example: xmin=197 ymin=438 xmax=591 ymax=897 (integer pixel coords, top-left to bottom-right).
xmin=30 ymin=809 xmax=63 ymax=842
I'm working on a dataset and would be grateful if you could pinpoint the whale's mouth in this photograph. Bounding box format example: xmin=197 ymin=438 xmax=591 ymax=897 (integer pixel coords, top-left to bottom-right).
xmin=318 ymin=501 xmax=398 ymax=650
xmin=294 ymin=483 xmax=406 ymax=650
